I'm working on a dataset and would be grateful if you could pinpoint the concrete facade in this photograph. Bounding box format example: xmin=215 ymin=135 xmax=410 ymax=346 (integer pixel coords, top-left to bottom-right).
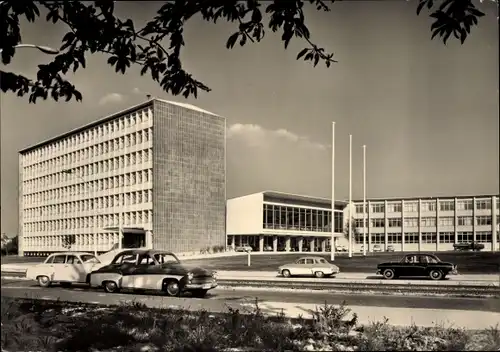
xmin=18 ymin=99 xmax=226 ymax=255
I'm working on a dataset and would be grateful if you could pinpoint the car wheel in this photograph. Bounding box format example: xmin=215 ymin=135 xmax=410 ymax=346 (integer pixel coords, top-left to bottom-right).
xmin=314 ymin=271 xmax=325 ymax=278
xmin=37 ymin=276 xmax=51 ymax=288
xmin=164 ymin=280 xmax=181 ymax=297
xmin=191 ymin=289 xmax=208 ymax=298
xmin=382 ymin=269 xmax=395 ymax=280
xmin=60 ymin=282 xmax=72 ymax=288
xmin=429 ymin=270 xmax=443 ymax=281
xmin=103 ymin=281 xmax=119 ymax=293
xmin=282 ymin=269 xmax=291 ymax=278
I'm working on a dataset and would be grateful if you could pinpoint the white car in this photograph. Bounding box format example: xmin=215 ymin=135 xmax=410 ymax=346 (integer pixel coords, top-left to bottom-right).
xmin=26 ymin=252 xmax=102 ymax=287
xmin=278 ymin=256 xmax=340 ymax=278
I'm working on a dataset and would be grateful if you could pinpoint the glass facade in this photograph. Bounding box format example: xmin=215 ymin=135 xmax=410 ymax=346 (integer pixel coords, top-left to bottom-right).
xmin=262 ymin=203 xmax=343 ymax=233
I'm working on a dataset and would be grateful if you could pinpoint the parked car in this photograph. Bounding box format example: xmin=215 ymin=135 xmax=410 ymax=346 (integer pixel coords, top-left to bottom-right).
xmin=335 ymin=245 xmax=347 ymax=252
xmin=26 ymin=252 xmax=102 ymax=287
xmin=386 ymin=245 xmax=395 ymax=252
xmin=373 ymin=245 xmax=382 ymax=252
xmin=453 ymin=242 xmax=485 ymax=252
xmin=376 ymin=253 xmax=458 ymax=280
xmin=278 ymin=256 xmax=340 ymax=278
xmin=89 ymin=249 xmax=217 ymax=297
xmin=235 ymin=245 xmax=253 ymax=252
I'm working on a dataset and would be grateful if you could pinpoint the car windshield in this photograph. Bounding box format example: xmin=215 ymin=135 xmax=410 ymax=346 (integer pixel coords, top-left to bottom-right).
xmin=153 ymin=253 xmax=180 ymax=264
xmin=426 ymin=255 xmax=440 ymax=263
xmin=81 ymin=255 xmax=100 ymax=264
xmin=316 ymin=258 xmax=327 ymax=264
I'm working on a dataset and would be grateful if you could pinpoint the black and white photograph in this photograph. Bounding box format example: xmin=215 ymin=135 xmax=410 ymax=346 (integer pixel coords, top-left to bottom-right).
xmin=1 ymin=0 xmax=499 ymax=351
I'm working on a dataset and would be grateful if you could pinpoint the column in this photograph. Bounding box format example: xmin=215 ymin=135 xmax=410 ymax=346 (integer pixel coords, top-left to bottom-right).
xmin=418 ymin=199 xmax=422 ymax=252
xmin=436 ymin=198 xmax=440 ymax=252
xmin=473 ymin=197 xmax=477 ymax=243
xmin=259 ymin=235 xmax=264 ymax=252
xmin=285 ymin=237 xmax=291 ymax=252
xmin=321 ymin=238 xmax=326 ymax=252
xmin=384 ymin=200 xmax=388 ymax=251
xmin=119 ymin=229 xmax=123 ymax=250
xmin=401 ymin=200 xmax=405 ymax=252
xmin=454 ymin=198 xmax=458 ymax=245
xmin=146 ymin=230 xmax=153 ymax=249
xmin=298 ymin=237 xmax=303 ymax=252
xmin=492 ymin=195 xmax=497 ymax=252
xmin=272 ymin=235 xmax=278 ymax=252
xmin=367 ymin=201 xmax=372 ymax=251
xmin=231 ymin=235 xmax=236 ymax=249
xmin=310 ymin=238 xmax=315 ymax=252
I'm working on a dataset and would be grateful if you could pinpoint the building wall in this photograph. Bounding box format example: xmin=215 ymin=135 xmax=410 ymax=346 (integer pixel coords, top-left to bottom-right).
xmin=18 ymin=103 xmax=156 ymax=255
xmin=152 ymin=100 xmax=226 ymax=253
xmin=226 ymin=193 xmax=264 ymax=235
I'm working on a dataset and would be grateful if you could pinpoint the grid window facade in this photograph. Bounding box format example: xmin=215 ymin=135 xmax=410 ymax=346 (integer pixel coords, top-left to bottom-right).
xmin=404 ymin=217 xmax=418 ymax=227
xmin=438 ymin=217 xmax=454 ymax=227
xmin=387 ymin=202 xmax=402 ymax=213
xmin=371 ymin=203 xmax=385 ymax=213
xmin=457 ymin=216 xmax=473 ymax=226
xmin=476 ymin=232 xmax=492 ymax=243
xmin=388 ymin=218 xmax=402 ymax=227
xmin=371 ymin=219 xmax=385 ymax=228
xmin=387 ymin=233 xmax=402 ymax=243
xmin=476 ymin=199 xmax=492 ymax=210
xmin=404 ymin=233 xmax=419 ymax=243
xmin=355 ymin=204 xmax=366 ymax=213
xmin=422 ymin=232 xmax=436 ymax=244
xmin=457 ymin=232 xmax=473 ymax=243
xmin=439 ymin=200 xmax=454 ymax=212
xmin=421 ymin=200 xmax=436 ymax=212
xmin=457 ymin=199 xmax=473 ymax=211
xmin=354 ymin=219 xmax=366 ymax=229
xmin=403 ymin=201 xmax=418 ymax=213
xmin=421 ymin=217 xmax=436 ymax=227
xmin=370 ymin=234 xmax=385 ymax=244
xmin=476 ymin=216 xmax=492 ymax=226
xmin=439 ymin=232 xmax=454 ymax=243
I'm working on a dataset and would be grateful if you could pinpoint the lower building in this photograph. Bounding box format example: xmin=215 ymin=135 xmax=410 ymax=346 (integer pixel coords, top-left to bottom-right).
xmin=227 ymin=192 xmax=499 ymax=253
xmin=226 ymin=191 xmax=346 ymax=252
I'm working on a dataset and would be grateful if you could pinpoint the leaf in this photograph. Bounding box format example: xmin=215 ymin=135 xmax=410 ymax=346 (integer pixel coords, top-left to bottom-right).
xmin=251 ymin=9 xmax=262 ymax=23
xmin=226 ymin=32 xmax=239 ymax=49
xmin=107 ymin=56 xmax=118 ymax=66
xmin=296 ymin=48 xmax=308 ymax=60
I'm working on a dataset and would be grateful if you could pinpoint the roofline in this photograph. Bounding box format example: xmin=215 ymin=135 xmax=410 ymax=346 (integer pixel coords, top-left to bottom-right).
xmin=18 ymin=98 xmax=224 ymax=154
xmin=261 ymin=190 xmax=349 ymax=205
xmin=351 ymin=194 xmax=499 ymax=202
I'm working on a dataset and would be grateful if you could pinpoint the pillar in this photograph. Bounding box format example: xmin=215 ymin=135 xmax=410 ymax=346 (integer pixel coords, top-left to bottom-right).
xmin=368 ymin=200 xmax=372 ymax=252
xmin=231 ymin=235 xmax=236 ymax=249
xmin=401 ymin=199 xmax=405 ymax=252
xmin=273 ymin=236 xmax=278 ymax=252
xmin=492 ymin=195 xmax=497 ymax=252
xmin=298 ymin=237 xmax=303 ymax=252
xmin=321 ymin=238 xmax=326 ymax=252
xmin=454 ymin=198 xmax=459 ymax=245
xmin=473 ymin=197 xmax=477 ymax=243
xmin=259 ymin=235 xmax=264 ymax=252
xmin=436 ymin=198 xmax=440 ymax=252
xmin=384 ymin=200 xmax=388 ymax=251
xmin=285 ymin=237 xmax=291 ymax=252
xmin=418 ymin=199 xmax=422 ymax=252
xmin=310 ymin=238 xmax=315 ymax=252
xmin=146 ymin=230 xmax=153 ymax=249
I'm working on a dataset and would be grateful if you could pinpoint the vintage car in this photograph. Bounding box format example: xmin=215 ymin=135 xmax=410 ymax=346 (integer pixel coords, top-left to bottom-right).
xmin=376 ymin=253 xmax=458 ymax=280
xmin=89 ymin=249 xmax=217 ymax=297
xmin=278 ymin=256 xmax=340 ymax=278
xmin=453 ymin=242 xmax=485 ymax=252
xmin=26 ymin=252 xmax=102 ymax=287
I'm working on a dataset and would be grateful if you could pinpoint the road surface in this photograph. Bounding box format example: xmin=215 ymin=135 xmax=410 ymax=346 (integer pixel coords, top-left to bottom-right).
xmin=2 ymin=278 xmax=499 ymax=329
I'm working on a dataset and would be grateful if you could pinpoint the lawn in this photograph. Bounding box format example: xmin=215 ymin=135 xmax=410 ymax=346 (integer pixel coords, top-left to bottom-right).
xmin=184 ymin=251 xmax=500 ymax=274
xmin=1 ymin=296 xmax=499 ymax=351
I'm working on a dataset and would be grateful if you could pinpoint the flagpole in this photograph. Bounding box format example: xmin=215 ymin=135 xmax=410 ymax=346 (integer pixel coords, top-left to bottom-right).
xmin=363 ymin=145 xmax=367 ymax=256
xmin=348 ymin=134 xmax=353 ymax=258
xmin=330 ymin=122 xmax=336 ymax=261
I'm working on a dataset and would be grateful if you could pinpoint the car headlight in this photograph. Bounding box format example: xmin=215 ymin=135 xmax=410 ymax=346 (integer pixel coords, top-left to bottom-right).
xmin=187 ymin=272 xmax=194 ymax=281
xmin=212 ymin=271 xmax=217 ymax=279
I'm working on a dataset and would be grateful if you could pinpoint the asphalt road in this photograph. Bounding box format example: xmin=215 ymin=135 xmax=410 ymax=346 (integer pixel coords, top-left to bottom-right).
xmin=2 ymin=278 xmax=499 ymax=312
xmin=182 ymin=252 xmax=500 ymax=274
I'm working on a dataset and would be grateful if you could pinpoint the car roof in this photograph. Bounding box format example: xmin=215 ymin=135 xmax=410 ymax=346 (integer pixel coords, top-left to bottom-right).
xmin=404 ymin=253 xmax=437 ymax=257
xmin=298 ymin=256 xmax=326 ymax=261
xmin=114 ymin=249 xmax=175 ymax=256
xmin=49 ymin=252 xmax=95 ymax=257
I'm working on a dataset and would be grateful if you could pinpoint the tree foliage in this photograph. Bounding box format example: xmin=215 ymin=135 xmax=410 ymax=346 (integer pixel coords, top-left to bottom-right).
xmin=61 ymin=235 xmax=76 ymax=250
xmin=0 ymin=0 xmax=488 ymax=104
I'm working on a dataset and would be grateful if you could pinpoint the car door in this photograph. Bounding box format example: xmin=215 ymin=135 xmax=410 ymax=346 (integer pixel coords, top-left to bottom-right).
xmin=132 ymin=254 xmax=157 ymax=289
xmin=304 ymin=258 xmax=316 ymax=275
xmin=290 ymin=259 xmax=306 ymax=275
xmin=119 ymin=254 xmax=139 ymax=288
xmin=52 ymin=254 xmax=70 ymax=282
xmin=411 ymin=255 xmax=429 ymax=277
xmin=399 ymin=255 xmax=418 ymax=277
xmin=65 ymin=255 xmax=87 ymax=282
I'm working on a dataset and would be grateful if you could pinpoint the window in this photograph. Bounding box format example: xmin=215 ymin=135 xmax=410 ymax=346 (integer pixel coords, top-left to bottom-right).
xmin=457 ymin=232 xmax=473 ymax=243
xmin=370 ymin=234 xmax=385 ymax=244
xmin=387 ymin=202 xmax=402 ymax=213
xmin=476 ymin=216 xmax=492 ymax=226
xmin=388 ymin=218 xmax=402 ymax=227
xmin=404 ymin=217 xmax=418 ymax=227
xmin=371 ymin=219 xmax=385 ymax=227
xmin=387 ymin=233 xmax=402 ymax=243
xmin=457 ymin=216 xmax=473 ymax=226
xmin=476 ymin=232 xmax=492 ymax=243
xmin=439 ymin=200 xmax=454 ymax=212
xmin=154 ymin=253 xmax=179 ymax=264
xmin=439 ymin=232 xmax=454 ymax=243
xmin=371 ymin=203 xmax=384 ymax=213
xmin=296 ymin=259 xmax=305 ymax=264
xmin=421 ymin=217 xmax=436 ymax=227
xmin=421 ymin=201 xmax=436 ymax=212
xmin=405 ymin=200 xmax=419 ymax=212
xmin=476 ymin=199 xmax=492 ymax=210
xmin=421 ymin=232 xmax=436 ymax=244
xmin=354 ymin=219 xmax=366 ymax=228
xmin=438 ymin=217 xmax=454 ymax=226
xmin=355 ymin=204 xmax=366 ymax=213
xmin=66 ymin=255 xmax=82 ymax=264
xmin=404 ymin=233 xmax=419 ymax=243
xmin=52 ymin=255 xmax=67 ymax=264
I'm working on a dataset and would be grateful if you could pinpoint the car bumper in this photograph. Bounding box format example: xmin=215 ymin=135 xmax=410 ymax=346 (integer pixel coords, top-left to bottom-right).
xmin=184 ymin=279 xmax=218 ymax=291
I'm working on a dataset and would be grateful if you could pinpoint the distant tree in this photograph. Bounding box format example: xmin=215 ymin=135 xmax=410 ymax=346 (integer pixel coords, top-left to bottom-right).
xmin=1 ymin=235 xmax=18 ymax=255
xmin=0 ymin=0 xmax=490 ymax=103
xmin=62 ymin=234 xmax=76 ymax=250
xmin=344 ymin=219 xmax=364 ymax=244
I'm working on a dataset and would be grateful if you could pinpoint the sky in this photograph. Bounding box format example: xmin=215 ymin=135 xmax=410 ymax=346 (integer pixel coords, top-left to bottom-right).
xmin=1 ymin=1 xmax=499 ymax=235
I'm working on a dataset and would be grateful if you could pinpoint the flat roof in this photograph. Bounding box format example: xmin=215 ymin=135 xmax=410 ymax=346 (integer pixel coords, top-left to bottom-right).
xmin=352 ymin=194 xmax=499 ymax=202
xmin=262 ymin=190 xmax=348 ymax=207
xmin=19 ymin=98 xmax=221 ymax=154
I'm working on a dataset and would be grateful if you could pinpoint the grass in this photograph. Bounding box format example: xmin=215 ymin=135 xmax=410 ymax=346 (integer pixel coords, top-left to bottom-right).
xmin=183 ymin=251 xmax=500 ymax=274
xmin=1 ymin=296 xmax=499 ymax=352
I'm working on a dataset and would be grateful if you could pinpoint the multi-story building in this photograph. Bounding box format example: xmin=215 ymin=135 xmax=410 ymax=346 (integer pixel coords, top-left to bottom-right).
xmin=350 ymin=195 xmax=499 ymax=252
xmin=18 ymin=98 xmax=226 ymax=256
xmin=226 ymin=191 xmax=346 ymax=252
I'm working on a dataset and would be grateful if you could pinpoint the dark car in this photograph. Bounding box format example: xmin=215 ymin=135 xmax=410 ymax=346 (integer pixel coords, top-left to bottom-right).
xmin=89 ymin=249 xmax=217 ymax=297
xmin=453 ymin=242 xmax=485 ymax=252
xmin=376 ymin=253 xmax=458 ymax=280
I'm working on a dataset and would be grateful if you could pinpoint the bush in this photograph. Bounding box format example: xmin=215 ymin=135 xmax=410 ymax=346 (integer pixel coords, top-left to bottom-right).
xmin=1 ymin=296 xmax=499 ymax=352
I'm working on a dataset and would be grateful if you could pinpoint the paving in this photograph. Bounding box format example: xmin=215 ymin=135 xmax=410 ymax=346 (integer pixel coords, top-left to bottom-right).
xmin=1 ymin=281 xmax=498 ymax=330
